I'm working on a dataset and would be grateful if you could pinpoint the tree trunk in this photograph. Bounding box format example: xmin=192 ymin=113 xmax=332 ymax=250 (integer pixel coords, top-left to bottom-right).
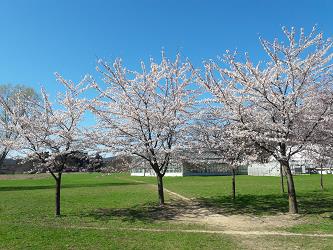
xmin=55 ymin=173 xmax=62 ymax=216
xmin=156 ymin=174 xmax=165 ymax=206
xmin=279 ymin=162 xmax=285 ymax=193
xmin=0 ymin=149 xmax=8 ymax=169
xmin=232 ymin=168 xmax=236 ymax=200
xmin=320 ymin=164 xmax=324 ymax=191
xmin=282 ymin=161 xmax=298 ymax=214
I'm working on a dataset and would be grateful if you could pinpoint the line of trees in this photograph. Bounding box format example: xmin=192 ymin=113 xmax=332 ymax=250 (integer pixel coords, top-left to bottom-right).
xmin=1 ymin=26 xmax=333 ymax=215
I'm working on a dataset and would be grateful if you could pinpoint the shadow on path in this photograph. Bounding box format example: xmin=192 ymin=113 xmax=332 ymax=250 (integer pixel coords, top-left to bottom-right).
xmin=84 ymin=190 xmax=333 ymax=225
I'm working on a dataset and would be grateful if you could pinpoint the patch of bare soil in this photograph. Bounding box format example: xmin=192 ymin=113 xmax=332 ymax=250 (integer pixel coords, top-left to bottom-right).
xmin=163 ymin=188 xmax=304 ymax=232
xmin=0 ymin=173 xmax=49 ymax=180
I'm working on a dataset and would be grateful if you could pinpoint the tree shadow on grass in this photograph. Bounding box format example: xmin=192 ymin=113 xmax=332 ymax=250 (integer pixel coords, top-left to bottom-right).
xmin=82 ymin=192 xmax=333 ymax=225
xmin=0 ymin=182 xmax=143 ymax=192
xmin=194 ymin=191 xmax=333 ymax=216
xmin=298 ymin=191 xmax=333 ymax=215
xmin=84 ymin=199 xmax=191 ymax=223
xmin=195 ymin=194 xmax=289 ymax=216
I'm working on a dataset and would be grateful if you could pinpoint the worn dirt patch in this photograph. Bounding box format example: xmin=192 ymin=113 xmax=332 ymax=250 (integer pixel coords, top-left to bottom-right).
xmin=115 ymin=176 xmax=305 ymax=231
xmin=161 ymin=188 xmax=304 ymax=231
xmin=174 ymin=201 xmax=303 ymax=231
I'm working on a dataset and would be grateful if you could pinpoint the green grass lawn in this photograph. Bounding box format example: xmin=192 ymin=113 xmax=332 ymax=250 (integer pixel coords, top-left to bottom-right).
xmin=0 ymin=173 xmax=332 ymax=249
xmin=1 ymin=224 xmax=238 ymax=250
xmin=0 ymin=173 xmax=237 ymax=249
xmin=131 ymin=174 xmax=333 ymax=233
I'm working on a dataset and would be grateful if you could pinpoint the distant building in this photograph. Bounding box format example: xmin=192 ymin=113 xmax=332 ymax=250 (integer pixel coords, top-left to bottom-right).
xmin=130 ymin=154 xmax=248 ymax=177
xmin=131 ymin=149 xmax=333 ymax=177
xmin=247 ymin=151 xmax=327 ymax=176
xmin=248 ymin=161 xmax=311 ymax=176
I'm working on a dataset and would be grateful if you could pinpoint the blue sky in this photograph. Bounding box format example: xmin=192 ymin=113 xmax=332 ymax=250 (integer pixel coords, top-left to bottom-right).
xmin=0 ymin=0 xmax=332 ymax=95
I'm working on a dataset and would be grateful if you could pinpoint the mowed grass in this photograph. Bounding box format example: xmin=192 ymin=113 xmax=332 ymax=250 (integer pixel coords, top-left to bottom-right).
xmin=0 ymin=173 xmax=237 ymax=249
xmin=1 ymin=173 xmax=333 ymax=249
xmin=1 ymin=224 xmax=237 ymax=250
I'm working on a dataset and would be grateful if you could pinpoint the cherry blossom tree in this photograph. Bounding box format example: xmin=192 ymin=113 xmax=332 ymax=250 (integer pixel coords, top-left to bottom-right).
xmin=88 ymin=52 xmax=197 ymax=205
xmin=187 ymin=111 xmax=255 ymax=200
xmin=308 ymin=114 xmax=333 ymax=190
xmin=0 ymin=84 xmax=39 ymax=168
xmin=199 ymin=27 xmax=333 ymax=213
xmin=0 ymin=75 xmax=88 ymax=216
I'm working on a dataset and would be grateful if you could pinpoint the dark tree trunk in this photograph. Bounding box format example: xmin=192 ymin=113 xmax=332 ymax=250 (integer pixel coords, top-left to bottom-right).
xmin=55 ymin=173 xmax=62 ymax=216
xmin=232 ymin=168 xmax=236 ymax=200
xmin=280 ymin=162 xmax=285 ymax=193
xmin=0 ymin=149 xmax=8 ymax=169
xmin=280 ymin=143 xmax=298 ymax=214
xmin=320 ymin=164 xmax=324 ymax=191
xmin=282 ymin=161 xmax=298 ymax=214
xmin=156 ymin=174 xmax=165 ymax=206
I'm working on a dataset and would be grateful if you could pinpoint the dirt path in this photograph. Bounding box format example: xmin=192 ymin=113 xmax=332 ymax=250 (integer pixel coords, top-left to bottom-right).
xmin=164 ymin=189 xmax=302 ymax=232
xmin=116 ymin=176 xmax=304 ymax=232
xmin=70 ymin=225 xmax=333 ymax=238
xmin=112 ymin=177 xmax=333 ymax=248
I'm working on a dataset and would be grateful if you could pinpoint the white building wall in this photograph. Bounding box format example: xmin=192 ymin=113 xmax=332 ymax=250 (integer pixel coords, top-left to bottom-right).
xmin=131 ymin=171 xmax=183 ymax=177
xmin=130 ymin=164 xmax=184 ymax=177
xmin=248 ymin=161 xmax=281 ymax=176
xmin=317 ymin=169 xmax=333 ymax=175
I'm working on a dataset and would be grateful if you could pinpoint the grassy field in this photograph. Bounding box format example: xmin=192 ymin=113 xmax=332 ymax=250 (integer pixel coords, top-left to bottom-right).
xmin=132 ymin=174 xmax=333 ymax=213
xmin=1 ymin=173 xmax=333 ymax=249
